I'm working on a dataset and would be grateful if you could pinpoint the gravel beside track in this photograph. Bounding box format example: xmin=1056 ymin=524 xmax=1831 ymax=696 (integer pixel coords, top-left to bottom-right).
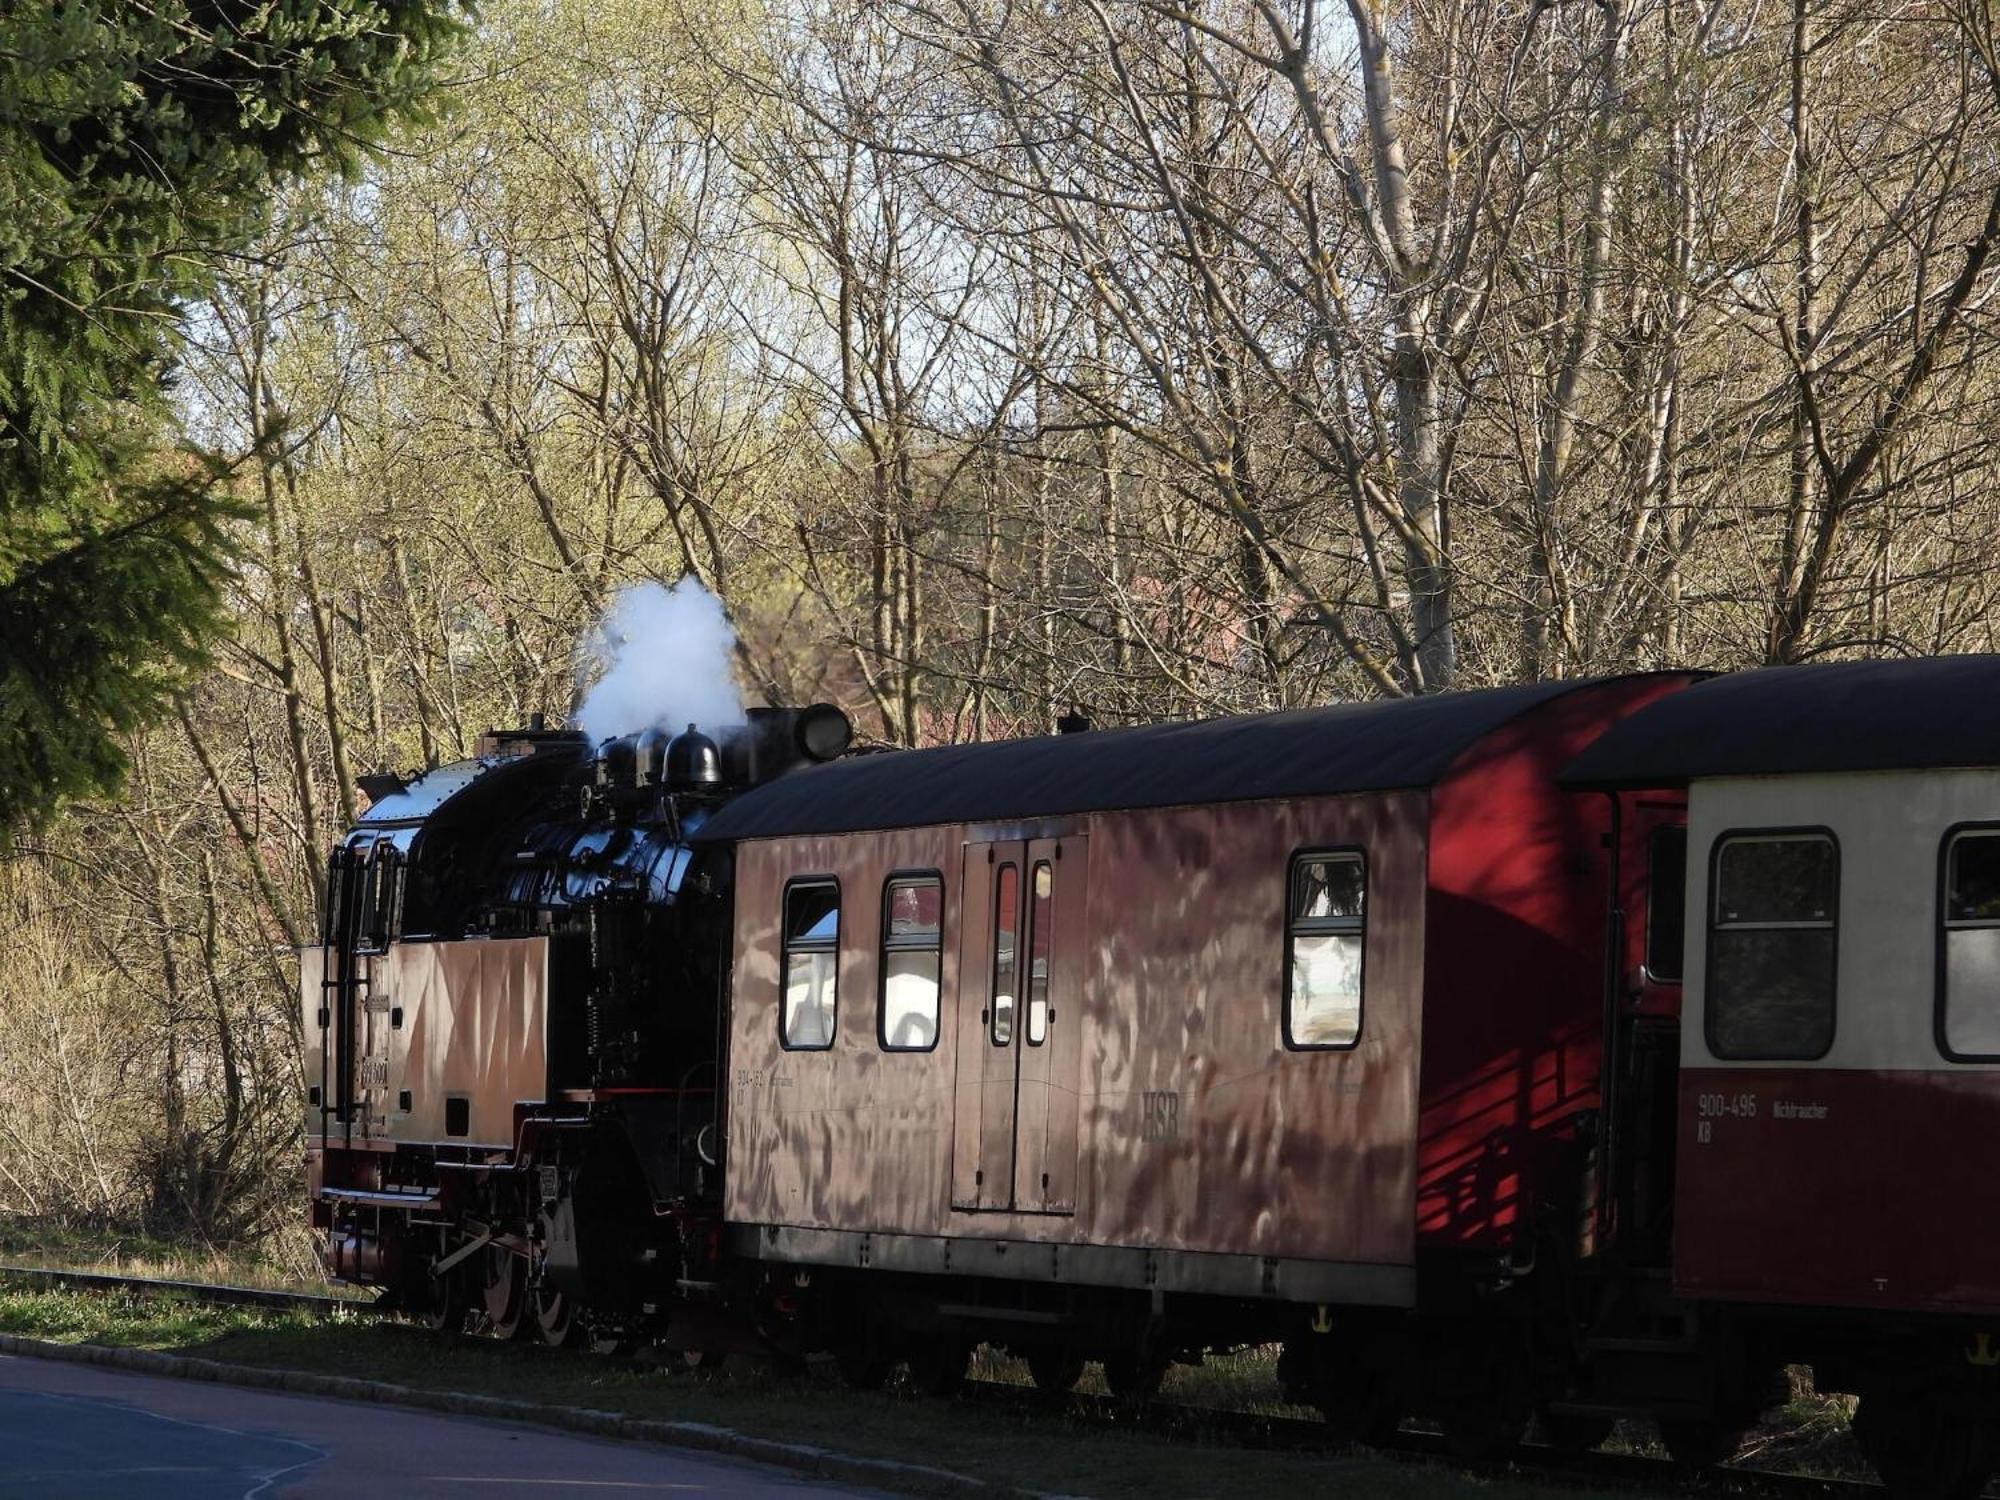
xmin=960 ymin=1380 xmax=1880 ymax=1499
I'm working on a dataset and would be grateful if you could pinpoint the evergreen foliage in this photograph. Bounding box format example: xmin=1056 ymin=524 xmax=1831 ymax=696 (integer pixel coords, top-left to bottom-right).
xmin=0 ymin=0 xmax=467 ymax=831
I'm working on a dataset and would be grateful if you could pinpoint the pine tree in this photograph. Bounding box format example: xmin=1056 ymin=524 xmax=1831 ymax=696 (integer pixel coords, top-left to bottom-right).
xmin=0 ymin=0 xmax=467 ymax=831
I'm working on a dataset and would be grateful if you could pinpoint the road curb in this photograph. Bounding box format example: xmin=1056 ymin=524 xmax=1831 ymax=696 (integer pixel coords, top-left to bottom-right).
xmin=0 ymin=1332 xmax=1053 ymax=1497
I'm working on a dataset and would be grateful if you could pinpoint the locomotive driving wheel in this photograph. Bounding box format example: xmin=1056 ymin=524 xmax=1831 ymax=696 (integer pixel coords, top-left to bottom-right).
xmin=1852 ymin=1389 xmax=1993 ymax=1500
xmin=414 ymin=1265 xmax=469 ymax=1335
xmin=481 ymin=1248 xmax=529 ymax=1340
xmin=534 ymin=1286 xmax=585 ymax=1348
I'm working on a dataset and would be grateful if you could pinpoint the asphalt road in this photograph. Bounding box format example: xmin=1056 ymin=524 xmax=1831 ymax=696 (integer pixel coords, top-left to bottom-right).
xmin=0 ymin=1354 xmax=888 ymax=1498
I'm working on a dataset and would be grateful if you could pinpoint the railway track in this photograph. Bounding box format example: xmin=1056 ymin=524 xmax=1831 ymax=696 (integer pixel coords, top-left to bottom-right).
xmin=0 ymin=1263 xmax=378 ymax=1317
xmin=0 ymin=1266 xmax=1882 ymax=1499
xmin=959 ymin=1379 xmax=1879 ymax=1499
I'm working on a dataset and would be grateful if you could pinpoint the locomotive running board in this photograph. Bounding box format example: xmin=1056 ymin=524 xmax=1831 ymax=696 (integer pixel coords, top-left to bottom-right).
xmin=729 ymin=1224 xmax=1415 ymax=1307
xmin=318 ymin=1187 xmax=441 ymax=1209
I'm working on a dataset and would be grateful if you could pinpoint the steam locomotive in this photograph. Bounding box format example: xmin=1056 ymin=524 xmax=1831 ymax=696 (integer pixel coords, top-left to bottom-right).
xmin=305 ymin=659 xmax=2000 ymax=1499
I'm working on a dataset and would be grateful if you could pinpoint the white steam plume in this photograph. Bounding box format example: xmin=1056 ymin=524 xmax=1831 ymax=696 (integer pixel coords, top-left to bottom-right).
xmin=575 ymin=579 xmax=746 ymax=744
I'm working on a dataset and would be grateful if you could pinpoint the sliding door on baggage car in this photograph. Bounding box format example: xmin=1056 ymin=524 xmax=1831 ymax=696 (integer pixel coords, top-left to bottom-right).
xmin=950 ymin=835 xmax=1087 ymax=1214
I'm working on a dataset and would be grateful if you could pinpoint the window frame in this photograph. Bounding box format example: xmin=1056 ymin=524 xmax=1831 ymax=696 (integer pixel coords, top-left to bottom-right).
xmin=778 ymin=875 xmax=842 ymax=1052
xmin=321 ymin=845 xmax=353 ymax=949
xmin=1702 ymin=826 xmax=1840 ymax=1063
xmin=1642 ymin=823 xmax=1689 ymax=985
xmin=878 ymin=869 xmax=945 ymax=1053
xmin=1934 ymin=821 xmax=2000 ymax=1063
xmin=353 ymin=846 xmax=383 ymax=954
xmin=338 ymin=839 xmax=403 ymax=957
xmin=1281 ymin=846 xmax=1368 ymax=1053
xmin=366 ymin=843 xmax=405 ymax=954
xmin=1025 ymin=859 xmax=1053 ymax=1047
xmin=990 ymin=861 xmax=1021 ymax=1047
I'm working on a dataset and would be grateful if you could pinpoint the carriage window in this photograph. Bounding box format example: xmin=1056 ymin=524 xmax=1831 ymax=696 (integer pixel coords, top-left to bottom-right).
xmin=880 ymin=875 xmax=943 ymax=1051
xmin=991 ymin=863 xmax=1019 ymax=1045
xmin=348 ymin=843 xmax=402 ymax=954
xmin=322 ymin=848 xmax=350 ymax=946
xmin=364 ymin=848 xmax=403 ymax=952
xmin=353 ymin=851 xmax=382 ymax=951
xmin=781 ymin=880 xmax=840 ymax=1049
xmin=1285 ymin=850 xmax=1365 ymax=1048
xmin=1940 ymin=830 xmax=2000 ymax=1058
xmin=1707 ymin=832 xmax=1837 ymax=1060
xmin=1645 ymin=826 xmax=1687 ymax=982
xmin=1026 ymin=862 xmax=1053 ymax=1045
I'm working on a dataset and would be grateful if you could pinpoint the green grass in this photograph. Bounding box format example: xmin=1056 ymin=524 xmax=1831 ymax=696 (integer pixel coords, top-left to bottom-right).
xmin=0 ymin=1285 xmax=1647 ymax=1499
xmin=1727 ymin=1370 xmax=1870 ymax=1481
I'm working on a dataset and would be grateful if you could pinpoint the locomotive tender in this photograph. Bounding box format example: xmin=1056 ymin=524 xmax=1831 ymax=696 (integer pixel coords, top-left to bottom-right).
xmin=305 ymin=658 xmax=2000 ymax=1497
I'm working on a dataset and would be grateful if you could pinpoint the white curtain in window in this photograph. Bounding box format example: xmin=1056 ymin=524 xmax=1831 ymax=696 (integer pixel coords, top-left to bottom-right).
xmin=1291 ymin=931 xmax=1362 ymax=1045
xmin=784 ymin=951 xmax=837 ymax=1046
xmin=882 ymin=950 xmax=939 ymax=1049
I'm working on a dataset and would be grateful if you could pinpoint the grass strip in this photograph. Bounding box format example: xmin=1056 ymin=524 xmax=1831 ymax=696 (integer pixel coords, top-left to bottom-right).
xmin=0 ymin=1285 xmax=1624 ymax=1499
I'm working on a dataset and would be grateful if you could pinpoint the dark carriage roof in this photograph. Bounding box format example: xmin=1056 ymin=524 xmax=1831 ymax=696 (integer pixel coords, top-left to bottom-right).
xmin=1560 ymin=655 xmax=2000 ymax=789
xmin=697 ymin=676 xmax=1635 ymax=841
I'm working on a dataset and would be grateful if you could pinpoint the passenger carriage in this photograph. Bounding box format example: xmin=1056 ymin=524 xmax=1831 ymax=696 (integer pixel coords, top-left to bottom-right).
xmin=1564 ymin=657 xmax=2000 ymax=1494
xmin=694 ymin=673 xmax=1695 ymax=1426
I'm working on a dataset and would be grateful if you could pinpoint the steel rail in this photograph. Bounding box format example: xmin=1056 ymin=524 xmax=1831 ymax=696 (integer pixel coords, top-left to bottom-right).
xmin=0 ymin=1265 xmax=1883 ymax=1498
xmin=0 ymin=1264 xmax=380 ymax=1317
